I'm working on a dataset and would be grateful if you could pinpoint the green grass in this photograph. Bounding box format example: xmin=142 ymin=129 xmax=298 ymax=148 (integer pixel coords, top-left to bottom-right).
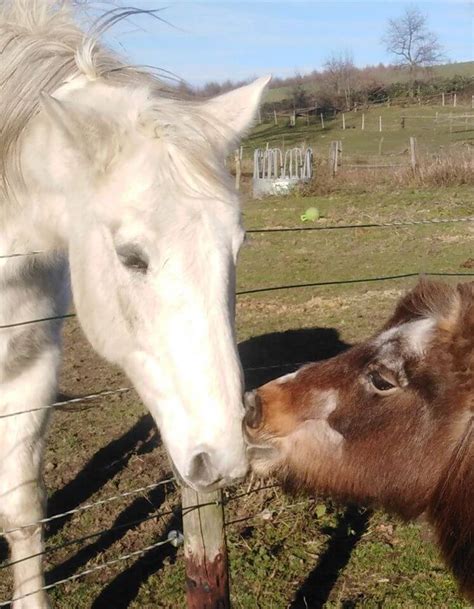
xmin=243 ymin=102 xmax=474 ymax=162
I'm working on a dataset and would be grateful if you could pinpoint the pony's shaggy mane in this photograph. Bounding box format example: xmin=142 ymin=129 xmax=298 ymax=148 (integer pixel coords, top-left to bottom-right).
xmin=0 ymin=0 xmax=177 ymax=201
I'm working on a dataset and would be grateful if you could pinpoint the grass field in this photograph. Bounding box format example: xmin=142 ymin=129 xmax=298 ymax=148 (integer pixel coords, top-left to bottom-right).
xmin=0 ymin=181 xmax=471 ymax=608
xmin=244 ymin=102 xmax=474 ymax=163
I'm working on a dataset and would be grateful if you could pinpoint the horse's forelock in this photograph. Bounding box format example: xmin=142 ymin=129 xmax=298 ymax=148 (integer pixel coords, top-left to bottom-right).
xmin=0 ymin=1 xmax=174 ymax=202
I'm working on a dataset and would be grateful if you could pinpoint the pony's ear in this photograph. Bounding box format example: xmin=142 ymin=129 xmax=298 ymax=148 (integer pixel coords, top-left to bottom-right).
xmin=203 ymin=75 xmax=271 ymax=146
xmin=39 ymin=92 xmax=116 ymax=171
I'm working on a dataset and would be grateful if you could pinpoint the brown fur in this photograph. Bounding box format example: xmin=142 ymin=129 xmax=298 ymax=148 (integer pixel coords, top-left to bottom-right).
xmin=245 ymin=280 xmax=474 ymax=601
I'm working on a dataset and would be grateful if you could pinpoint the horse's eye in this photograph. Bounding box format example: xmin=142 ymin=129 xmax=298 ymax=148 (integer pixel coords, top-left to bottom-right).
xmin=116 ymin=245 xmax=149 ymax=274
xmin=368 ymin=371 xmax=397 ymax=392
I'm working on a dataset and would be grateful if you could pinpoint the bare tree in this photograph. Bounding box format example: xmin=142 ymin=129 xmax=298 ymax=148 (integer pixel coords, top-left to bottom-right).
xmin=383 ymin=6 xmax=444 ymax=79
xmin=323 ymin=50 xmax=357 ymax=110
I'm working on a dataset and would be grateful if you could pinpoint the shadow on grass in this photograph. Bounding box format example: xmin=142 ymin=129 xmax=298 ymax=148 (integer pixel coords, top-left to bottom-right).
xmin=46 ymin=482 xmax=177 ymax=597
xmin=239 ymin=326 xmax=350 ymax=390
xmin=47 ymin=414 xmax=159 ymax=538
xmin=290 ymin=506 xmax=371 ymax=609
xmin=90 ymin=509 xmax=181 ymax=609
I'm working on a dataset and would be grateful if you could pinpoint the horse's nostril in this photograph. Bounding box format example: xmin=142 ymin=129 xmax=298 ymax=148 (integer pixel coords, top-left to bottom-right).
xmin=188 ymin=451 xmax=219 ymax=488
xmin=244 ymin=390 xmax=263 ymax=429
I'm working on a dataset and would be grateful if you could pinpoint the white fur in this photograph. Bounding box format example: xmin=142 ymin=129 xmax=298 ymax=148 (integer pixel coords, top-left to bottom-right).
xmin=275 ymin=371 xmax=298 ymax=384
xmin=0 ymin=2 xmax=270 ymax=605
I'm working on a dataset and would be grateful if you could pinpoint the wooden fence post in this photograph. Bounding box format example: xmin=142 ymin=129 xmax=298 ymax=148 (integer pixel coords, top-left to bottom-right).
xmin=329 ymin=141 xmax=339 ymax=177
xmin=234 ymin=149 xmax=242 ymax=190
xmin=342 ymin=113 xmax=346 ymax=130
xmin=182 ymin=488 xmax=230 ymax=609
xmin=320 ymin=113 xmax=325 ymax=129
xmin=361 ymin=113 xmax=365 ymax=130
xmin=453 ymin=93 xmax=457 ymax=108
xmin=409 ymin=136 xmax=418 ymax=174
xmin=378 ymin=137 xmax=384 ymax=156
xmin=273 ymin=109 xmax=278 ymax=126
xmin=379 ymin=115 xmax=382 ymax=132
xmin=442 ymin=92 xmax=445 ymax=107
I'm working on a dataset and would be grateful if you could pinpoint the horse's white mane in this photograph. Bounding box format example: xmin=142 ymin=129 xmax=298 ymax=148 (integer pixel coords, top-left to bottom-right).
xmin=0 ymin=1 xmax=229 ymax=203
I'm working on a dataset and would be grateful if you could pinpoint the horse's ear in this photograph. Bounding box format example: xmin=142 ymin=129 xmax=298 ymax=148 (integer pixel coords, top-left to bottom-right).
xmin=39 ymin=92 xmax=115 ymax=171
xmin=204 ymin=75 xmax=271 ymax=146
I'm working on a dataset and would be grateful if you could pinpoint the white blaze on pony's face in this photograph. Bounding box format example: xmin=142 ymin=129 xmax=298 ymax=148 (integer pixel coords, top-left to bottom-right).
xmin=27 ymin=76 xmax=271 ymax=491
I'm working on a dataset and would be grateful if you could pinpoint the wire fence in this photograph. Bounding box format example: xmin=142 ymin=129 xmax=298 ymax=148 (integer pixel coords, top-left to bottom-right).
xmin=0 ymin=211 xmax=473 ymax=606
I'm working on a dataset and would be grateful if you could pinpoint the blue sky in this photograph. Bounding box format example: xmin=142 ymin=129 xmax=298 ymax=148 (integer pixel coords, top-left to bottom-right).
xmin=103 ymin=2 xmax=473 ymax=85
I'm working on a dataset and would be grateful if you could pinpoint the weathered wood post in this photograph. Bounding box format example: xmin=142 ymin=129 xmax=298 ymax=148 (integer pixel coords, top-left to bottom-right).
xmin=379 ymin=115 xmax=382 ymax=132
xmin=273 ymin=109 xmax=278 ymax=126
xmin=329 ymin=141 xmax=339 ymax=177
xmin=361 ymin=113 xmax=365 ymax=130
xmin=320 ymin=112 xmax=325 ymax=129
xmin=234 ymin=148 xmax=242 ymax=191
xmin=182 ymin=487 xmax=230 ymax=609
xmin=442 ymin=92 xmax=445 ymax=107
xmin=410 ymin=136 xmax=418 ymax=174
xmin=342 ymin=113 xmax=346 ymax=130
xmin=453 ymin=93 xmax=457 ymax=107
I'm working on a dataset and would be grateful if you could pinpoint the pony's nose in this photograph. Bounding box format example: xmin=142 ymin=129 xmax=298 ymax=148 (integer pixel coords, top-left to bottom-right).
xmin=244 ymin=390 xmax=263 ymax=429
xmin=187 ymin=450 xmax=221 ymax=489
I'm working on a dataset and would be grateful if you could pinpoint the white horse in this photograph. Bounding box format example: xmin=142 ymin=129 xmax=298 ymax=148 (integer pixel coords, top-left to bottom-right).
xmin=0 ymin=1 xmax=269 ymax=606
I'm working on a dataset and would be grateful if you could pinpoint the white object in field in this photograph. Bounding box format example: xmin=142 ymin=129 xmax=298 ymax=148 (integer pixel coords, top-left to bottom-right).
xmin=253 ymin=146 xmax=313 ymax=198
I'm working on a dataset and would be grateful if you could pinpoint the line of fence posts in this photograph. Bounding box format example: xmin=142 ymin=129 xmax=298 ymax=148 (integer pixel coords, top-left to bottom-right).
xmin=329 ymin=137 xmax=418 ymax=176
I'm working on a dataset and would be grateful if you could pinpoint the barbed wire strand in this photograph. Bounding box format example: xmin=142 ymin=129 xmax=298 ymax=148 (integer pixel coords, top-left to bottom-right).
xmin=0 ymin=491 xmax=322 ymax=606
xmin=0 ymin=538 xmax=175 ymax=607
xmin=1 ymin=507 xmax=179 ymax=571
xmin=0 ymin=313 xmax=75 ymax=329
xmin=0 ymin=478 xmax=296 ymax=576
xmin=0 ymin=359 xmax=305 ymax=422
xmin=2 ymin=216 xmax=473 ymax=259
xmin=2 ymin=477 xmax=176 ymax=537
xmin=237 ymin=271 xmax=474 ymax=296
xmin=2 ymin=271 xmax=473 ymax=330
xmin=3 ymin=497 xmax=228 ymax=571
xmin=0 ymin=387 xmax=132 ymax=421
xmin=247 ymin=216 xmax=474 ymax=234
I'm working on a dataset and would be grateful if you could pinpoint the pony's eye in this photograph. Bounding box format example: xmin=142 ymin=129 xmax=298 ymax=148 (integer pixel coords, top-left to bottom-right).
xmin=368 ymin=371 xmax=397 ymax=392
xmin=116 ymin=245 xmax=149 ymax=274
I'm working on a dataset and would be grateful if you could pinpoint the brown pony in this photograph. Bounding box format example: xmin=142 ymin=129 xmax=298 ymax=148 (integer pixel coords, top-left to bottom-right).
xmin=244 ymin=279 xmax=474 ymax=601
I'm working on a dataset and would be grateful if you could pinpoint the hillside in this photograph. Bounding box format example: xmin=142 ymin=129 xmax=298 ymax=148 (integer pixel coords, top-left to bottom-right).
xmin=264 ymin=61 xmax=474 ymax=104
